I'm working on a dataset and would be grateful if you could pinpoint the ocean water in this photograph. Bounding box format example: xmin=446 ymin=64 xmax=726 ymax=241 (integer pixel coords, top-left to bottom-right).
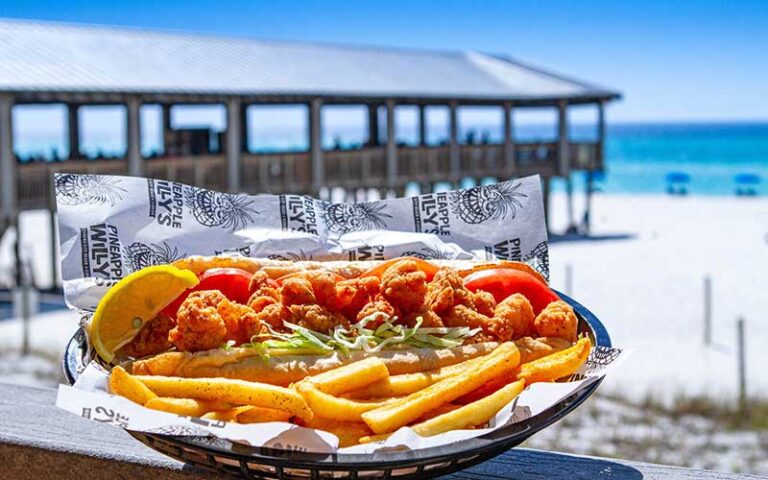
xmin=595 ymin=123 xmax=768 ymax=196
xmin=13 ymin=121 xmax=768 ymax=196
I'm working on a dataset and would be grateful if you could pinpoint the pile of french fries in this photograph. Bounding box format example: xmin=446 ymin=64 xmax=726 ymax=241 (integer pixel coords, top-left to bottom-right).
xmin=109 ymin=337 xmax=592 ymax=447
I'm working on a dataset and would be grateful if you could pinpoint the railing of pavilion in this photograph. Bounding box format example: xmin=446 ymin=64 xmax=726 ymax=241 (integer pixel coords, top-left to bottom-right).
xmin=15 ymin=141 xmax=602 ymax=209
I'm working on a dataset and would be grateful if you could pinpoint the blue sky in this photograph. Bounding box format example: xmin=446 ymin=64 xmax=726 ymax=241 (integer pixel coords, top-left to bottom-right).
xmin=2 ymin=1 xmax=768 ymax=157
xmin=2 ymin=0 xmax=767 ymax=122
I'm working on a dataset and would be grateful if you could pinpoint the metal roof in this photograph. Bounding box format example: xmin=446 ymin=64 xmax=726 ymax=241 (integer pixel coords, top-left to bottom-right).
xmin=0 ymin=18 xmax=620 ymax=103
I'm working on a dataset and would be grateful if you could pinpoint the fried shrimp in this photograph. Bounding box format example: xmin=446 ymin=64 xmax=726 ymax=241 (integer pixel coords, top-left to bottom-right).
xmin=380 ymin=260 xmax=428 ymax=313
xmin=534 ymin=300 xmax=578 ymax=342
xmin=494 ymin=293 xmax=535 ymax=339
xmin=169 ymin=290 xmax=229 ymax=352
xmin=281 ymin=277 xmax=316 ymax=306
xmin=426 ymin=268 xmax=477 ymax=315
xmin=336 ymin=276 xmax=380 ymax=319
xmin=289 ymin=304 xmax=348 ymax=332
xmin=122 ymin=313 xmax=175 ymax=358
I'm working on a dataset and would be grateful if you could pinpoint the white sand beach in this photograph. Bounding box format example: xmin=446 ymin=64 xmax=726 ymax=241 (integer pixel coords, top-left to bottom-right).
xmin=2 ymin=192 xmax=768 ymax=404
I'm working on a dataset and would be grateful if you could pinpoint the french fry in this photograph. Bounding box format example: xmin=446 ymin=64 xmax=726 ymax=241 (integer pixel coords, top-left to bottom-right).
xmin=302 ymin=417 xmax=373 ymax=448
xmin=411 ymin=380 xmax=525 ymax=437
xmin=203 ymin=406 xmax=292 ymax=423
xmin=144 ymin=397 xmax=232 ymax=417
xmin=517 ymin=337 xmax=592 ymax=384
xmin=350 ymin=357 xmax=482 ymax=398
xmin=358 ymin=432 xmax=391 ymax=444
xmin=515 ymin=336 xmax=573 ymax=364
xmin=108 ymin=366 xmax=157 ymax=405
xmin=299 ymin=386 xmax=398 ymax=422
xmin=237 ymin=406 xmax=293 ymax=424
xmin=299 ymin=357 xmax=389 ymax=395
xmin=361 ymin=342 xmax=520 ymax=434
xmin=412 ymin=402 xmax=462 ymax=423
xmin=134 ymin=375 xmax=313 ymax=421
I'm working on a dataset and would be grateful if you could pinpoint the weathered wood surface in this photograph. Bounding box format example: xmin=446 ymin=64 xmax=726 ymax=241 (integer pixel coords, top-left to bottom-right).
xmin=0 ymin=382 xmax=760 ymax=480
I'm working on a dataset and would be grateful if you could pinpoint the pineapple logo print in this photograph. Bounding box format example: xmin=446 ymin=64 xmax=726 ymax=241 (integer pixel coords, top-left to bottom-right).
xmin=449 ymin=182 xmax=527 ymax=224
xmin=124 ymin=242 xmax=186 ymax=272
xmin=322 ymin=202 xmax=393 ymax=235
xmin=268 ymin=250 xmax=313 ymax=261
xmin=185 ymin=187 xmax=258 ymax=231
xmin=401 ymin=246 xmax=454 ymax=260
xmin=523 ymin=241 xmax=550 ymax=280
xmin=55 ymin=174 xmax=126 ymax=206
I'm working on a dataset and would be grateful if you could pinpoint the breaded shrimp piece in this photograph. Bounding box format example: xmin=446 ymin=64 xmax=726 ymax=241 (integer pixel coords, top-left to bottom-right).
xmin=169 ymin=290 xmax=228 ymax=352
xmin=357 ymin=295 xmax=400 ymax=324
xmin=443 ymin=305 xmax=511 ymax=342
xmin=289 ymin=304 xmax=348 ymax=332
xmin=403 ymin=309 xmax=444 ymax=328
xmin=299 ymin=271 xmax=339 ymax=309
xmin=494 ymin=293 xmax=535 ymax=339
xmin=534 ymin=300 xmax=578 ymax=342
xmin=426 ymin=268 xmax=475 ymax=315
xmin=380 ymin=260 xmax=427 ymax=313
xmin=239 ymin=311 xmax=266 ymax=342
xmin=249 ymin=271 xmax=281 ymax=304
xmin=256 ymin=303 xmax=290 ymax=331
xmin=122 ymin=313 xmax=175 ymax=358
xmin=216 ymin=298 xmax=261 ymax=344
xmin=281 ymin=277 xmax=316 ymax=306
xmin=472 ymin=290 xmax=496 ymax=317
xmin=336 ymin=276 xmax=380 ymax=319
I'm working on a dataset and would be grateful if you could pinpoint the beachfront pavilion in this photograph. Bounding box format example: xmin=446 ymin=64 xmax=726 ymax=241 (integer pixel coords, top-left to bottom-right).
xmin=0 ymin=19 xmax=620 ymax=239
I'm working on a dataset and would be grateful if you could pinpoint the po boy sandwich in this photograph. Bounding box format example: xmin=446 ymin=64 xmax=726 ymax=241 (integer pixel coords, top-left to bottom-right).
xmin=91 ymin=257 xmax=580 ymax=385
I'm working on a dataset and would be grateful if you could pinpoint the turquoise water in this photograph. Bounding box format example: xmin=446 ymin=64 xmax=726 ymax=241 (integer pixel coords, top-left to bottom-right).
xmin=595 ymin=123 xmax=768 ymax=196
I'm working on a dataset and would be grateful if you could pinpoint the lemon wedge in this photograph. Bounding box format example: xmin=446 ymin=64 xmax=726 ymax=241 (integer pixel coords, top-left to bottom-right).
xmin=89 ymin=265 xmax=199 ymax=362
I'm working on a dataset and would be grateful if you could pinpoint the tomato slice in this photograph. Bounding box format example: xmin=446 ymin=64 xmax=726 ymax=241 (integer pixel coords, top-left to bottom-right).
xmin=359 ymin=257 xmax=439 ymax=281
xmin=161 ymin=268 xmax=256 ymax=317
xmin=463 ymin=268 xmax=558 ymax=314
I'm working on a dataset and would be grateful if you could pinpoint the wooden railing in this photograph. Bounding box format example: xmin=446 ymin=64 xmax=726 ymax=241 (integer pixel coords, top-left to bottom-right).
xmin=15 ymin=142 xmax=601 ymax=209
xmin=145 ymin=154 xmax=227 ymax=192
xmin=0 ymin=382 xmax=752 ymax=480
xmin=242 ymin=151 xmax=311 ymax=193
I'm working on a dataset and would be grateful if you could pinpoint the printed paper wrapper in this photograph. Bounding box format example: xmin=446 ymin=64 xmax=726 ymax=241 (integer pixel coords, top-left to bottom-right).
xmin=53 ymin=172 xmax=623 ymax=453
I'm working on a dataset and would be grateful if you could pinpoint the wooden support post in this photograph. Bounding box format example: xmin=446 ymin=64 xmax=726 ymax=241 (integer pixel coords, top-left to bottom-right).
xmin=367 ymin=104 xmax=379 ymax=147
xmin=558 ymin=100 xmax=576 ymax=232
xmin=385 ymin=99 xmax=397 ymax=189
xmin=583 ymin=101 xmax=605 ymax=234
xmin=737 ymin=317 xmax=747 ymax=418
xmin=503 ymin=101 xmax=515 ymax=176
xmin=449 ymin=101 xmax=460 ymax=183
xmin=161 ymin=103 xmax=172 ymax=155
xmin=0 ymin=94 xmax=16 ymax=223
xmin=418 ymin=105 xmax=427 ymax=147
xmin=703 ymin=275 xmax=712 ymax=345
xmin=309 ymin=98 xmax=324 ymax=194
xmin=597 ymin=100 xmax=606 ymax=168
xmin=240 ymin=103 xmax=249 ymax=154
xmin=557 ymin=100 xmax=570 ymax=175
xmin=67 ymin=103 xmax=80 ymax=159
xmin=225 ymin=97 xmax=242 ymax=193
xmin=126 ymin=97 xmax=142 ymax=177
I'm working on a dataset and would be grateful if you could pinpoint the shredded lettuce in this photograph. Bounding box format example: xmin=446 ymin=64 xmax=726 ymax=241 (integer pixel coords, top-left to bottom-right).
xmin=244 ymin=312 xmax=480 ymax=354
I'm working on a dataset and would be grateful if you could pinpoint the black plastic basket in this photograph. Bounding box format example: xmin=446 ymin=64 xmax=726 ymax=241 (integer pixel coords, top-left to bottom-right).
xmin=63 ymin=291 xmax=610 ymax=479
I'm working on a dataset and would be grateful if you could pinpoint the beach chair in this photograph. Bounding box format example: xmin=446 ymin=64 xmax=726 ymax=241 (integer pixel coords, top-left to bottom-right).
xmin=665 ymin=172 xmax=690 ymax=195
xmin=734 ymin=173 xmax=760 ymax=196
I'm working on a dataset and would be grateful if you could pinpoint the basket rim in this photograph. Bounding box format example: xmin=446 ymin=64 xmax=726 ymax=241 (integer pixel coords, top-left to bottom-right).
xmin=62 ymin=290 xmax=610 ymax=466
